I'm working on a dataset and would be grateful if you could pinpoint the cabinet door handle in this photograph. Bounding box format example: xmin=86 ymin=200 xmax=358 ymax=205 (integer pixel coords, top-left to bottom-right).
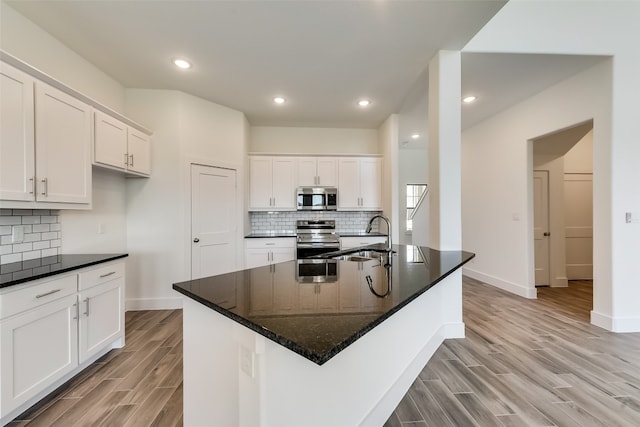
xmin=29 ymin=177 xmax=35 ymax=194
xmin=129 ymin=154 xmax=134 ymax=167
xmin=124 ymin=153 xmax=129 ymax=166
xmin=99 ymin=271 xmax=116 ymax=278
xmin=83 ymin=298 xmax=90 ymax=316
xmin=35 ymin=288 xmax=61 ymax=298
xmin=40 ymin=178 xmax=48 ymax=196
xmin=73 ymin=302 xmax=79 ymax=320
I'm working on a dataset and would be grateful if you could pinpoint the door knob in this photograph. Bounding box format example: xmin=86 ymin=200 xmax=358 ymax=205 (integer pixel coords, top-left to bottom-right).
xmin=543 ymin=232 xmax=550 ymax=237
xmin=193 ymin=238 xmax=200 ymax=243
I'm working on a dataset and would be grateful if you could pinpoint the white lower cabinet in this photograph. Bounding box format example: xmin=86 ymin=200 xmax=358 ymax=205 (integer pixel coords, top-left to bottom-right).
xmin=244 ymin=238 xmax=295 ymax=269
xmin=78 ymin=278 xmax=124 ymax=363
xmin=0 ymin=260 xmax=125 ymax=424
xmin=0 ymin=294 xmax=78 ymax=416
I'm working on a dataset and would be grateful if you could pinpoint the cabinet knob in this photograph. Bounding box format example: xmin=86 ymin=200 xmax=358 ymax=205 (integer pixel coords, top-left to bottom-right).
xmin=193 ymin=238 xmax=200 ymax=243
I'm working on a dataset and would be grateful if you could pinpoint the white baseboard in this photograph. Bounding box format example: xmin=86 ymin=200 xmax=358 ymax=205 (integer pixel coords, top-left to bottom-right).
xmin=591 ymin=310 xmax=640 ymax=332
xmin=359 ymin=323 xmax=451 ymax=427
xmin=441 ymin=322 xmax=466 ymax=339
xmin=126 ymin=297 xmax=183 ymax=311
xmin=462 ymin=267 xmax=537 ymax=299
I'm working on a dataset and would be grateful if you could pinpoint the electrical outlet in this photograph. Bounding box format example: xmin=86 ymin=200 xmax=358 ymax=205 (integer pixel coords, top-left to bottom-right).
xmin=240 ymin=346 xmax=255 ymax=378
xmin=12 ymin=225 xmax=24 ymax=243
xmin=98 ymin=223 xmax=105 ymax=234
xmin=626 ymin=212 xmax=640 ymax=224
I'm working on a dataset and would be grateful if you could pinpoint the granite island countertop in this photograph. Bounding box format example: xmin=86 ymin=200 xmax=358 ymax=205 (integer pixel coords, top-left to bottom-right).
xmin=0 ymin=253 xmax=128 ymax=288
xmin=173 ymin=244 xmax=474 ymax=365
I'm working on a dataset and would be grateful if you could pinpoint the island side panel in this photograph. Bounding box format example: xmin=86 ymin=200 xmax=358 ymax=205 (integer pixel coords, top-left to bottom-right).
xmin=181 ymin=270 xmax=464 ymax=426
xmin=261 ymin=271 xmax=464 ymax=427
xmin=183 ymin=298 xmax=239 ymax=427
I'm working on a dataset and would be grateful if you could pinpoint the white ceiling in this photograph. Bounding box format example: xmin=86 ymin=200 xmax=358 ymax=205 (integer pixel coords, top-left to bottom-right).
xmin=6 ymin=0 xmax=606 ymax=131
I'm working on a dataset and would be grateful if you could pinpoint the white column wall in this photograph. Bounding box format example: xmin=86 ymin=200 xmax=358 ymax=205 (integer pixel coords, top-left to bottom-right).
xmin=428 ymin=50 xmax=462 ymax=251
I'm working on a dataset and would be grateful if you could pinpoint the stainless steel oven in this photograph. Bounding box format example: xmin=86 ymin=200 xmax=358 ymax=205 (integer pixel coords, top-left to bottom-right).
xmin=296 ymin=220 xmax=340 ymax=258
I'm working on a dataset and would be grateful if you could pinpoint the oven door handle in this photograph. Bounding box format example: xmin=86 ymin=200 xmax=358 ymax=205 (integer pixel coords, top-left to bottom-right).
xmin=296 ymin=243 xmax=340 ymax=248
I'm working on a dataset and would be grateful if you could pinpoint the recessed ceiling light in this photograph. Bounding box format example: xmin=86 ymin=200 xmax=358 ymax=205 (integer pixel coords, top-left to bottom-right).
xmin=463 ymin=96 xmax=477 ymax=103
xmin=358 ymin=99 xmax=371 ymax=107
xmin=173 ymin=58 xmax=192 ymax=69
xmin=411 ymin=133 xmax=421 ymax=139
xmin=273 ymin=97 xmax=286 ymax=104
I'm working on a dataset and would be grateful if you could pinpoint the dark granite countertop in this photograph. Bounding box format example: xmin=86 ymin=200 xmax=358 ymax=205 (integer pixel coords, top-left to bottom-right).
xmin=173 ymin=244 xmax=474 ymax=365
xmin=0 ymin=253 xmax=128 ymax=288
xmin=337 ymin=231 xmax=388 ymax=237
xmin=245 ymin=232 xmax=297 ymax=238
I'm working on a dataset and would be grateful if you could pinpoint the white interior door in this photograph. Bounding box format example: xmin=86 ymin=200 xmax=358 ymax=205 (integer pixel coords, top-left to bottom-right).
xmin=191 ymin=164 xmax=237 ymax=279
xmin=564 ymin=174 xmax=593 ymax=279
xmin=533 ymin=170 xmax=550 ymax=286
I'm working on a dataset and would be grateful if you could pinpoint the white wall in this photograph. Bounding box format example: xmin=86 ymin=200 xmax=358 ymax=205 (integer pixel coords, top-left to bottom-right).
xmin=398 ymin=148 xmax=428 ymax=244
xmin=464 ymin=0 xmax=640 ymax=332
xmin=0 ymin=2 xmax=125 ymax=113
xmin=124 ymin=90 xmax=248 ymax=310
xmin=250 ymin=126 xmax=379 ymax=154
xmin=1 ymin=1 xmax=129 ymax=255
xmin=462 ymin=62 xmax=609 ymax=300
xmin=378 ymin=115 xmax=399 ymax=242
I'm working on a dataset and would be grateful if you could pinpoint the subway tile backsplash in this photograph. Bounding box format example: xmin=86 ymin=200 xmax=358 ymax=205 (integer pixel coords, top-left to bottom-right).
xmin=250 ymin=210 xmax=383 ymax=234
xmin=0 ymin=209 xmax=61 ymax=264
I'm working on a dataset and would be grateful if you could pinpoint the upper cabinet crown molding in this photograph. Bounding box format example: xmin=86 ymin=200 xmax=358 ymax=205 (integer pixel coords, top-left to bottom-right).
xmin=0 ymin=50 xmax=151 ymax=135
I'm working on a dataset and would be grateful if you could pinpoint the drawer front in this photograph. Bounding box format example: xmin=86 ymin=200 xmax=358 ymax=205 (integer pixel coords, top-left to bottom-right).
xmin=78 ymin=261 xmax=125 ymax=291
xmin=245 ymin=238 xmax=295 ymax=249
xmin=0 ymin=274 xmax=77 ymax=320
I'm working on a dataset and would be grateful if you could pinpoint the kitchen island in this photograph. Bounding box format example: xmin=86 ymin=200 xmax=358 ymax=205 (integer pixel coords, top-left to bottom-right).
xmin=173 ymin=244 xmax=473 ymax=426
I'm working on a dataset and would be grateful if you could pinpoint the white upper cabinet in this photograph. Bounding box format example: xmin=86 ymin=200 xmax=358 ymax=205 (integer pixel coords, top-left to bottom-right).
xmin=249 ymin=156 xmax=296 ymax=211
xmin=297 ymin=157 xmax=337 ymax=187
xmin=0 ymin=62 xmax=35 ymax=202
xmin=337 ymin=157 xmax=382 ymax=211
xmin=1 ymin=61 xmax=92 ymax=209
xmin=94 ymin=111 xmax=151 ymax=177
xmin=94 ymin=110 xmax=127 ymax=170
xmin=126 ymin=128 xmax=151 ymax=176
xmin=34 ymin=82 xmax=92 ymax=204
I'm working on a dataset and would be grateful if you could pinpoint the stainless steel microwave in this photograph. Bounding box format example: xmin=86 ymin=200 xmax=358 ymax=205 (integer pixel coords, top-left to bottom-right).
xmin=296 ymin=187 xmax=337 ymax=211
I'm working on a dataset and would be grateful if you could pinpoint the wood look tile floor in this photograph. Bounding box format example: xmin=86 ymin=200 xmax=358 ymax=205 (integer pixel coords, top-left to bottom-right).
xmin=10 ymin=278 xmax=640 ymax=426
xmin=8 ymin=310 xmax=184 ymax=427
xmin=385 ymin=279 xmax=640 ymax=427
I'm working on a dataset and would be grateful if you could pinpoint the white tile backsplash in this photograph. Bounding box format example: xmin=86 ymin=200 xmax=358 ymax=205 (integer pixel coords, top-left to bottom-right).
xmin=249 ymin=210 xmax=383 ymax=234
xmin=0 ymin=209 xmax=61 ymax=264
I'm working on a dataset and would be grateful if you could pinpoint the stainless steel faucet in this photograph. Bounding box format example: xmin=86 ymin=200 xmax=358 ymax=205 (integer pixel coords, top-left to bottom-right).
xmin=365 ymin=214 xmax=392 ymax=251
